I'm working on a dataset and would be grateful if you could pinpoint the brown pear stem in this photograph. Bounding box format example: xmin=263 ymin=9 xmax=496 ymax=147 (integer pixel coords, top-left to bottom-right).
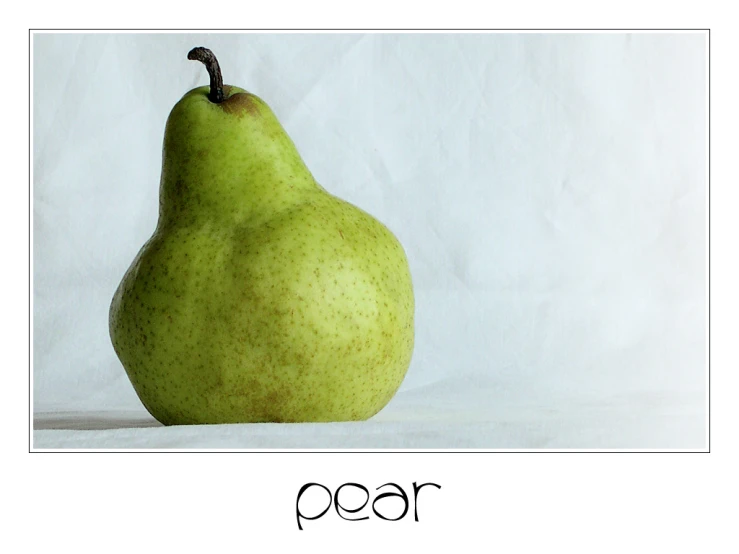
xmin=187 ymin=47 xmax=225 ymax=103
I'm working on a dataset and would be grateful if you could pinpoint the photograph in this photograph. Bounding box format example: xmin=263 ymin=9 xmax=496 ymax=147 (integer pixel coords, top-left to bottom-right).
xmin=31 ymin=31 xmax=708 ymax=450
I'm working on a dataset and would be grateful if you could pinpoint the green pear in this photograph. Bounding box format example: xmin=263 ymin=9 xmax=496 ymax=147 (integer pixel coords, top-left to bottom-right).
xmin=109 ymin=47 xmax=414 ymax=425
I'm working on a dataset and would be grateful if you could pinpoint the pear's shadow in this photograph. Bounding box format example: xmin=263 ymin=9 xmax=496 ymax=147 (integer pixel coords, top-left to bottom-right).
xmin=34 ymin=411 xmax=163 ymax=431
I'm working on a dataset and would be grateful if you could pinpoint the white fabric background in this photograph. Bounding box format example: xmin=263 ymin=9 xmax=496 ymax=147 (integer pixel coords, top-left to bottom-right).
xmin=32 ymin=32 xmax=707 ymax=449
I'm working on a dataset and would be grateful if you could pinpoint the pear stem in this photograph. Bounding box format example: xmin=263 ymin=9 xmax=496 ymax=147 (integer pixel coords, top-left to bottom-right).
xmin=187 ymin=47 xmax=225 ymax=103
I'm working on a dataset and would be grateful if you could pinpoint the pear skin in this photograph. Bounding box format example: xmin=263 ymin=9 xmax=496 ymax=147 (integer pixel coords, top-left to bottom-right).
xmin=109 ymin=48 xmax=414 ymax=424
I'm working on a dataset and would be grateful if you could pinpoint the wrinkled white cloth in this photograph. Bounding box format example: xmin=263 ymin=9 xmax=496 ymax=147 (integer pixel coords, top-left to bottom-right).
xmin=32 ymin=32 xmax=707 ymax=449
